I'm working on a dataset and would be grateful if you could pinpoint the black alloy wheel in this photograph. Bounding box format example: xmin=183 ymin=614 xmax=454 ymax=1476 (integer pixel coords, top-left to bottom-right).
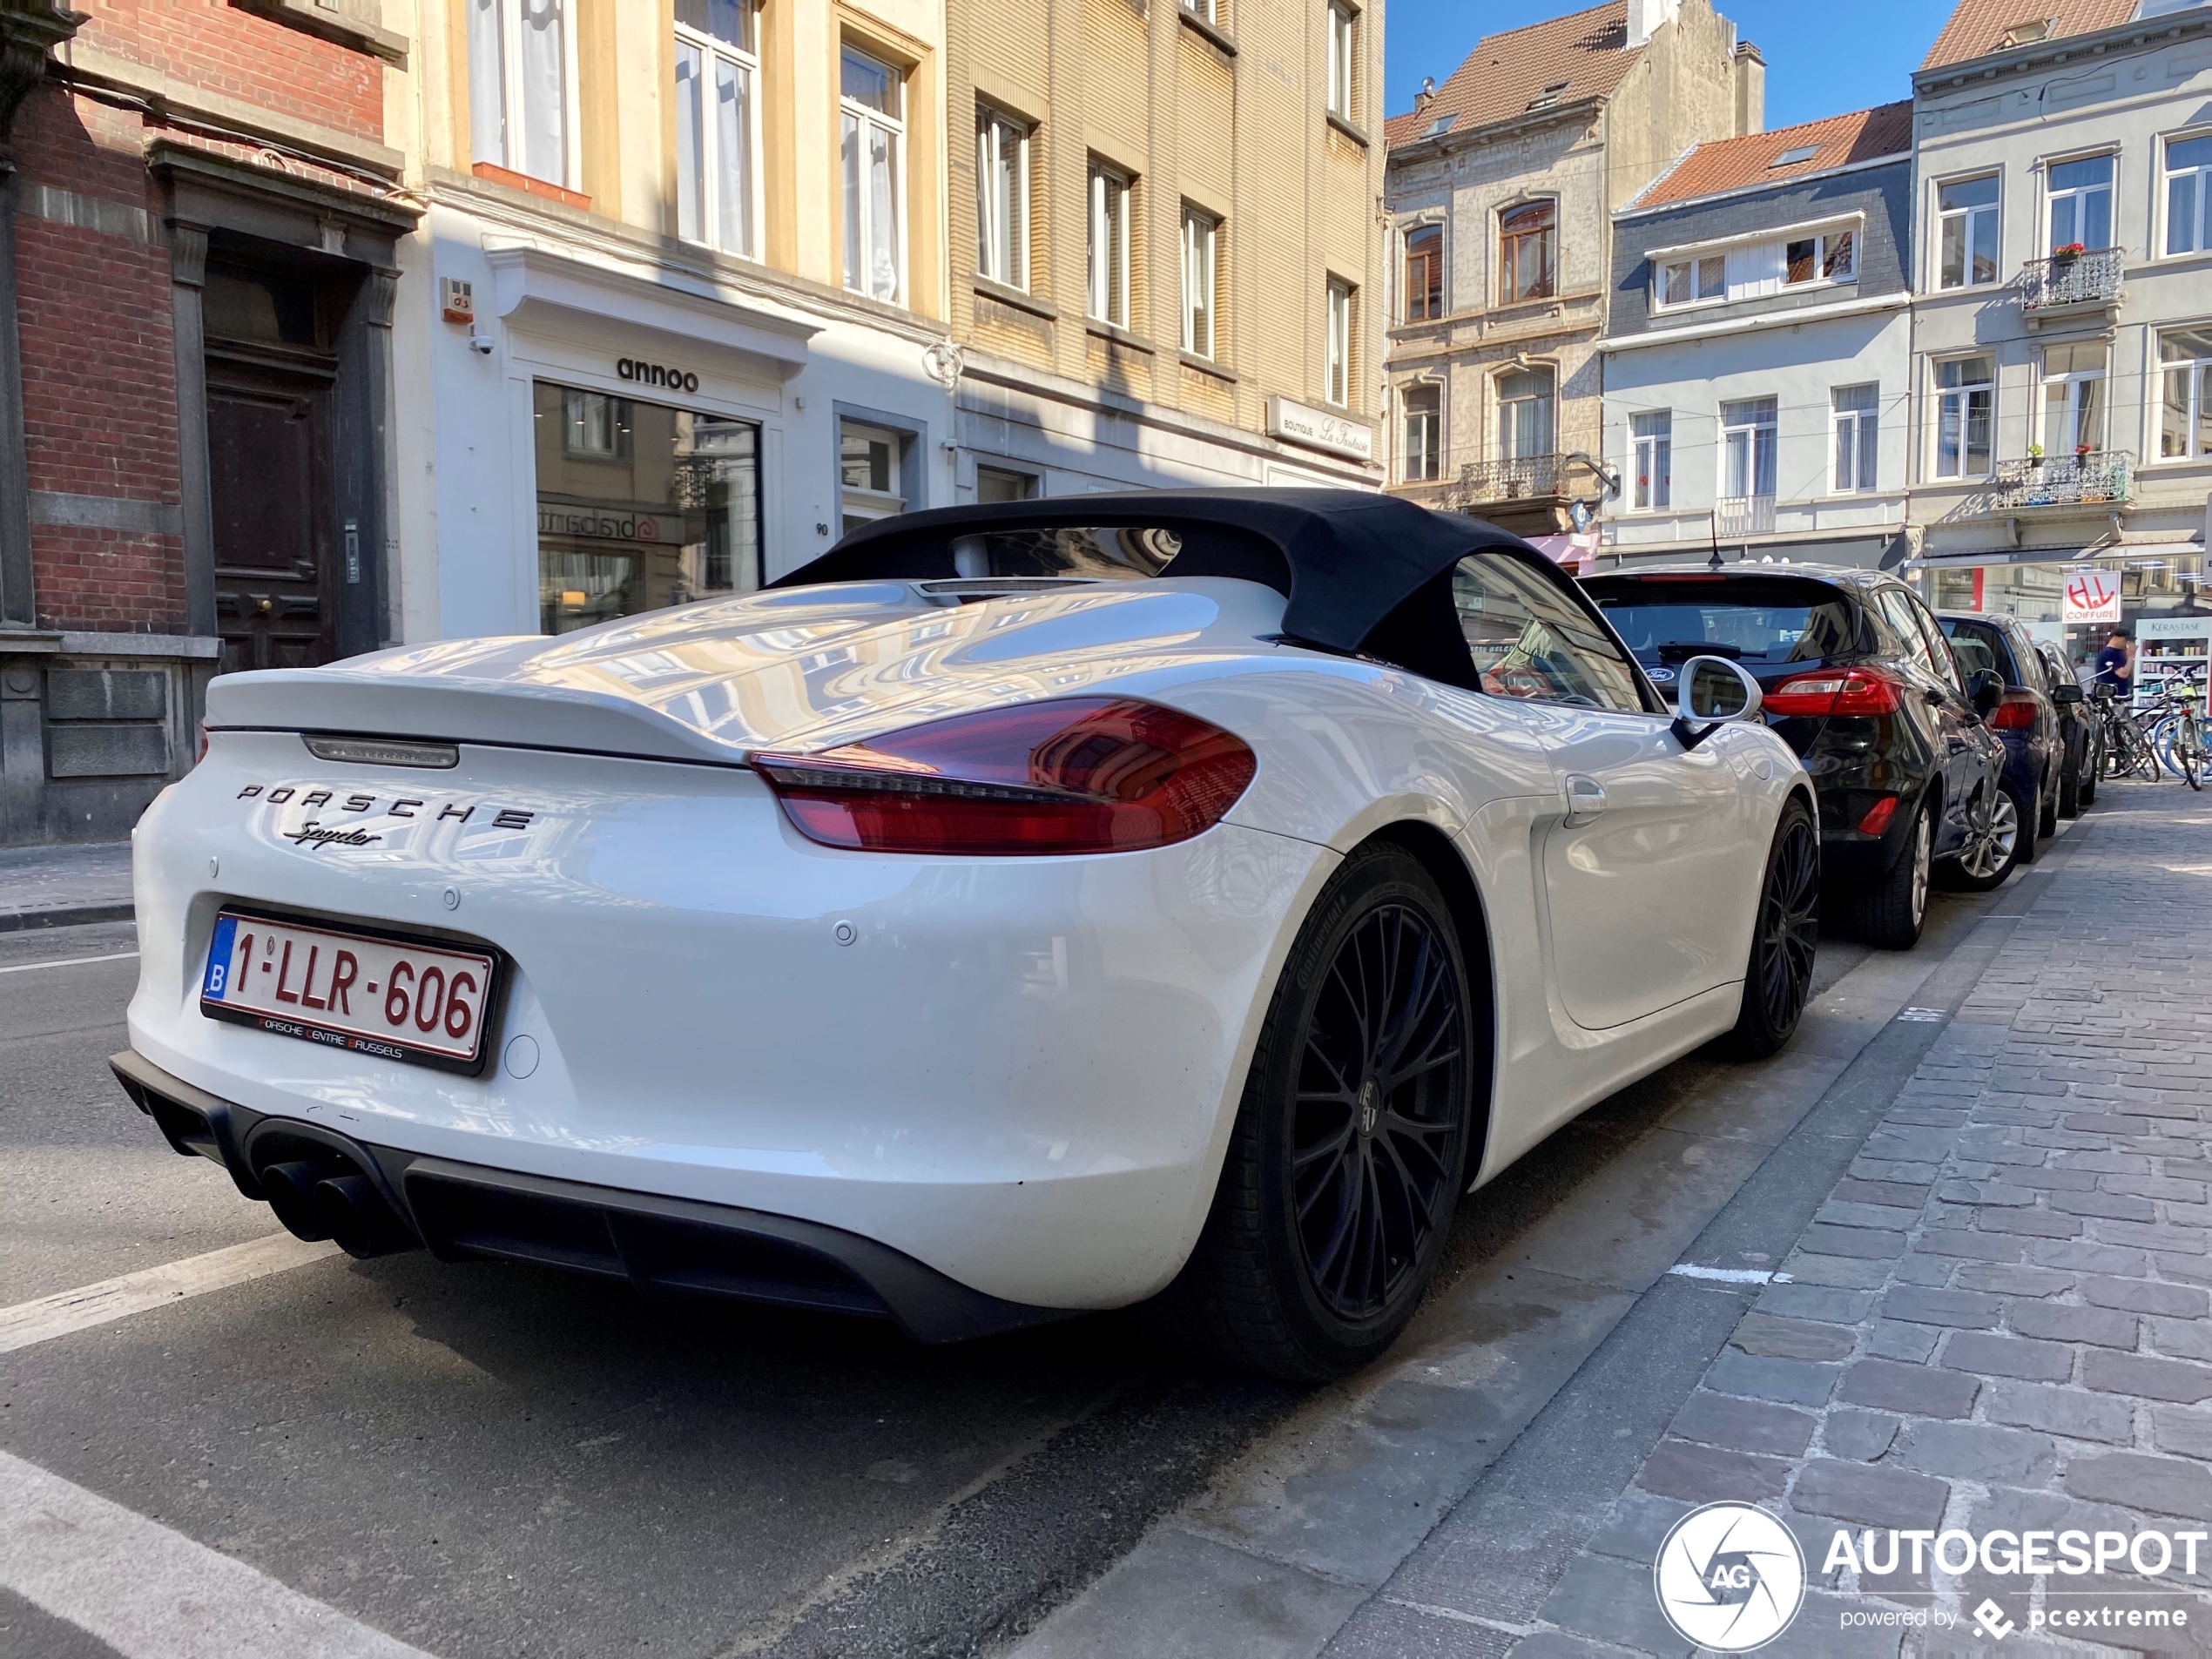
xmin=1161 ymin=843 xmax=1476 ymax=1380
xmin=1723 ymin=798 xmax=1819 ymax=1059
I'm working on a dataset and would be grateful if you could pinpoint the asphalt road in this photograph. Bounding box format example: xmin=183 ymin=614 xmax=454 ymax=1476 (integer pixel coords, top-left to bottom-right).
xmin=0 ymin=891 xmax=2026 ymax=1659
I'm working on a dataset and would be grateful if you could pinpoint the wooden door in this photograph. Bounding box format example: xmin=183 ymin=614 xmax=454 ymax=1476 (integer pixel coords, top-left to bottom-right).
xmin=206 ymin=352 xmax=337 ymax=673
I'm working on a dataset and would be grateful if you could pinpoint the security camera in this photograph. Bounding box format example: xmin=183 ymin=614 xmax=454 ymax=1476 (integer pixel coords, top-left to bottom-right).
xmin=468 ymin=331 xmax=495 ymax=356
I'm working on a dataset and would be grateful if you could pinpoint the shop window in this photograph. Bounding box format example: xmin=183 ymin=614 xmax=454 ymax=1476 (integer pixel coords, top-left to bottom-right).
xmin=1498 ymin=200 xmax=1555 ymax=304
xmin=977 ymin=105 xmax=1032 ymax=290
xmin=1721 ymin=396 xmax=1777 ymax=502
xmin=2047 ymin=154 xmax=2114 ymax=253
xmin=2165 ymin=133 xmax=2212 ymax=257
xmin=1404 ymin=224 xmax=1443 ymax=321
xmin=1832 ymin=385 xmax=1878 ymax=494
xmin=2159 ymin=326 xmax=2212 ymax=459
xmin=470 ymin=0 xmax=571 ymax=187
xmin=975 ymin=465 xmax=1037 ymax=503
xmin=1938 ymin=174 xmax=2000 ymax=289
xmin=840 ymin=417 xmax=909 ymax=532
xmin=675 ymin=0 xmax=759 ymax=259
xmin=1630 ymin=410 xmax=1671 ymax=510
xmin=1087 ymin=160 xmax=1132 ymax=327
xmin=1401 ymin=384 xmax=1440 ymax=482
xmin=1498 ymin=368 xmax=1554 ymax=460
xmin=1935 ymin=356 xmax=1994 ymax=479
xmin=1181 ymin=206 xmax=1218 ymax=358
xmin=841 ymin=47 xmax=905 ymax=304
xmin=533 ymin=380 xmax=760 ymax=636
xmin=2041 ymin=341 xmax=2107 ymax=455
xmin=1325 ymin=279 xmax=1354 ymax=407
xmin=1326 ymin=3 xmax=1357 ymax=124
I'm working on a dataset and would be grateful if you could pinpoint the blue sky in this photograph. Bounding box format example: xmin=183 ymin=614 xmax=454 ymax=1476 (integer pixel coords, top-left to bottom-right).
xmin=1384 ymin=1 xmax=1952 ymax=132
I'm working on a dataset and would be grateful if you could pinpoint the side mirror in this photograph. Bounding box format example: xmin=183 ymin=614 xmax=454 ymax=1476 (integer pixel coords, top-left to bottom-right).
xmin=1967 ymin=668 xmax=2004 ymax=715
xmin=1674 ymin=656 xmax=1763 ymax=750
xmin=2050 ymin=682 xmax=2084 ymax=706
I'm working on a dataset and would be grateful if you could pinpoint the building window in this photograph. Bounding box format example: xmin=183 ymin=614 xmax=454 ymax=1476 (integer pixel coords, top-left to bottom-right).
xmin=1088 ymin=161 xmax=1132 ymax=326
xmin=469 ymin=0 xmax=570 ymax=186
xmin=1181 ymin=206 xmax=1218 ymax=358
xmin=1326 ymin=3 xmax=1357 ymax=123
xmin=975 ymin=465 xmax=1037 ymax=502
xmin=2041 ymin=341 xmax=2107 ymax=455
xmin=535 ymin=381 xmax=759 ymax=635
xmin=1832 ymin=385 xmax=1878 ymax=494
xmin=1182 ymin=0 xmax=1218 ymax=23
xmin=1935 ymin=355 xmax=1994 ymax=479
xmin=1656 ymin=254 xmax=1725 ymax=310
xmin=1721 ymin=397 xmax=1778 ymax=502
xmin=840 ymin=417 xmax=908 ymax=532
xmin=1630 ymin=410 xmax=1671 ymax=509
xmin=1938 ymin=174 xmax=2000 ymax=289
xmin=1402 ymin=384 xmax=1441 ymax=481
xmin=675 ymin=0 xmax=758 ymax=258
xmin=1404 ymin=224 xmax=1443 ymax=321
xmin=2160 ymin=326 xmax=2212 ymax=458
xmin=976 ymin=105 xmax=1031 ymax=289
xmin=840 ymin=47 xmax=905 ymax=304
xmin=2164 ymin=133 xmax=2212 ymax=257
xmin=1325 ymin=280 xmax=1353 ymax=406
xmin=1498 ymin=368 xmax=1554 ymax=459
xmin=2047 ymin=153 xmax=2114 ymax=253
xmin=1499 ymin=200 xmax=1556 ymax=304
xmin=1785 ymin=230 xmax=1855 ymax=286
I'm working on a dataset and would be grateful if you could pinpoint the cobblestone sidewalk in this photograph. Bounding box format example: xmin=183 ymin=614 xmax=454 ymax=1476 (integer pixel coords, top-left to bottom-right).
xmin=0 ymin=838 xmax=133 ymax=929
xmin=1496 ymin=782 xmax=2212 ymax=1656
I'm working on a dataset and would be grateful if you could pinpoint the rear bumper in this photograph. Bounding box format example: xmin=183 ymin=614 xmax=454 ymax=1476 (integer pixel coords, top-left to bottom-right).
xmin=111 ymin=1049 xmax=1062 ymax=1343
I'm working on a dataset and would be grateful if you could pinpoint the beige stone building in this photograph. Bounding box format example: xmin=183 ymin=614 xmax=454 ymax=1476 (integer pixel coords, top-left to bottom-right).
xmin=1381 ymin=0 xmax=1760 ymax=544
xmin=941 ymin=0 xmax=1388 ymax=496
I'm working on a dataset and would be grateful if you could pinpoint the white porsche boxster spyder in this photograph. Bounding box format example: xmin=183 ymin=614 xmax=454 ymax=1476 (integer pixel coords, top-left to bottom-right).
xmin=115 ymin=491 xmax=1817 ymax=1379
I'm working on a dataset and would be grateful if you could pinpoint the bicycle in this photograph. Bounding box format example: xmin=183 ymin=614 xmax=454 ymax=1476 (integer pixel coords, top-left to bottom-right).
xmin=2141 ymin=667 xmax=2208 ymax=791
xmin=2094 ymin=683 xmax=2161 ymax=782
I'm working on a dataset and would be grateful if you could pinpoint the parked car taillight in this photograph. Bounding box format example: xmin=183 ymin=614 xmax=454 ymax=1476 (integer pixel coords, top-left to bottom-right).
xmin=1764 ymin=669 xmax=1905 ymax=718
xmin=752 ymin=698 xmax=1258 ymax=856
xmin=1988 ymin=695 xmax=2040 ymax=730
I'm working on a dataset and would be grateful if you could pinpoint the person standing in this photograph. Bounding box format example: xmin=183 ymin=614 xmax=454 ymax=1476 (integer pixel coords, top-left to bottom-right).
xmin=2094 ymin=627 xmax=2133 ymax=697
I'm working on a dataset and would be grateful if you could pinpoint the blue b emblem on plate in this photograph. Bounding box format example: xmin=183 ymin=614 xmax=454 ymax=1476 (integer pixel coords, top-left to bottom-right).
xmin=203 ymin=914 xmax=239 ymax=999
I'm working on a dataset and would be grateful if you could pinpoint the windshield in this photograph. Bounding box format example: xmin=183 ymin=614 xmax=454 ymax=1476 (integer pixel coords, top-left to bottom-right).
xmin=1590 ymin=581 xmax=1859 ymax=667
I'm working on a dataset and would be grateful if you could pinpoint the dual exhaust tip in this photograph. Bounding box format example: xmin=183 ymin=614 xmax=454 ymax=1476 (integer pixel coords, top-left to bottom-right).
xmin=259 ymin=1155 xmax=418 ymax=1258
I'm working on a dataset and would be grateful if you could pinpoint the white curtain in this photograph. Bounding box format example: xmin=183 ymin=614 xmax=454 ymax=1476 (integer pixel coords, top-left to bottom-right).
xmin=518 ymin=0 xmax=567 ymax=185
xmin=716 ymin=57 xmax=752 ymax=256
xmin=469 ymin=0 xmax=505 ymax=165
xmin=675 ymin=42 xmax=705 ymax=243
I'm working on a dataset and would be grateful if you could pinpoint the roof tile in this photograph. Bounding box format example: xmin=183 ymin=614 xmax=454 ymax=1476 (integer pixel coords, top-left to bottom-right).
xmin=1629 ymin=103 xmax=1913 ymax=211
xmin=1919 ymin=0 xmax=2139 ymax=71
xmin=1386 ymin=2 xmax=1643 ymax=151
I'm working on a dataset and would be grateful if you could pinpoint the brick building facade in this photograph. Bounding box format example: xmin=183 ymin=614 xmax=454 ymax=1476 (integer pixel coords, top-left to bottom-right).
xmin=0 ymin=0 xmax=415 ymax=846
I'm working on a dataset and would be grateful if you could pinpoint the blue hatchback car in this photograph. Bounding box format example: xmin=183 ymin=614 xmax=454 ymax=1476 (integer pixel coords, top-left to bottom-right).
xmin=1938 ymin=612 xmax=2070 ymax=864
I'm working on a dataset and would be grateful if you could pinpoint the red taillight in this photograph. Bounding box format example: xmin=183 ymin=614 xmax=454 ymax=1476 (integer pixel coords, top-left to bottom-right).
xmin=752 ymin=698 xmax=1258 ymax=856
xmin=1988 ymin=695 xmax=2038 ymax=730
xmin=1765 ymin=668 xmax=1904 ymax=718
xmin=1858 ymin=797 xmax=1898 ymax=836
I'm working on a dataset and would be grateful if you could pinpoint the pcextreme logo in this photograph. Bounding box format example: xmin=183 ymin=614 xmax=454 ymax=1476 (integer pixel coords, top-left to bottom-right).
xmin=1652 ymin=1502 xmax=1807 ymax=1652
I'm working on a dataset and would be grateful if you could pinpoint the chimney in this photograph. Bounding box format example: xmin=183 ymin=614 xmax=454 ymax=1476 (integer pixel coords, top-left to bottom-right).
xmin=1733 ymin=40 xmax=1766 ymax=137
xmin=1627 ymin=0 xmax=1681 ymax=48
xmin=1413 ymin=75 xmax=1436 ymax=115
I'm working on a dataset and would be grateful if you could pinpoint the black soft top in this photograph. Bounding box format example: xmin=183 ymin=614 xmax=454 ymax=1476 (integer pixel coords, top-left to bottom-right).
xmin=771 ymin=489 xmax=1548 ymax=658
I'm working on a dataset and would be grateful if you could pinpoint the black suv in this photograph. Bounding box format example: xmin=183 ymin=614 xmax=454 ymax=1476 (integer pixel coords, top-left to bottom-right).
xmin=1584 ymin=565 xmax=2013 ymax=948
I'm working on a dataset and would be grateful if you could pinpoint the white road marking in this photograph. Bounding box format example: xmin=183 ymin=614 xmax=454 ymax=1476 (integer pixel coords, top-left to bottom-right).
xmin=1666 ymin=1264 xmax=1792 ymax=1285
xmin=1 ymin=1450 xmax=437 ymax=1659
xmin=0 ymin=1232 xmax=339 ymax=1355
xmin=0 ymin=949 xmax=139 ymax=974
xmin=1896 ymin=1007 xmax=1948 ymax=1022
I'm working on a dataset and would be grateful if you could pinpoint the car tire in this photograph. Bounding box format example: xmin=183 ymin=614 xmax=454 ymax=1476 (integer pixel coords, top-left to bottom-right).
xmin=1937 ymin=783 xmax=2026 ymax=894
xmin=2039 ymin=771 xmax=2060 ymax=837
xmin=1157 ymin=843 xmax=1476 ymax=1381
xmin=1720 ymin=796 xmax=1819 ymax=1060
xmin=2079 ymin=745 xmax=2098 ymax=808
xmin=2058 ymin=750 xmax=2081 ymax=819
xmin=2016 ymin=781 xmax=2043 ymax=866
xmin=1854 ymin=796 xmax=1932 ymax=952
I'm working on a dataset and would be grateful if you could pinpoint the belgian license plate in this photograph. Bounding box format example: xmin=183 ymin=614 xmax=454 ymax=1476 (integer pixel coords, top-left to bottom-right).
xmin=199 ymin=911 xmax=498 ymax=1072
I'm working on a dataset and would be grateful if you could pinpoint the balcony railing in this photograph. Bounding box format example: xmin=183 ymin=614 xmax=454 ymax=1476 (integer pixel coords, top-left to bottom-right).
xmin=1990 ymin=449 xmax=2133 ymax=509
xmin=2018 ymin=246 xmax=2124 ymax=311
xmin=1716 ymin=495 xmax=1777 ymax=538
xmin=1450 ymin=453 xmax=1563 ymax=507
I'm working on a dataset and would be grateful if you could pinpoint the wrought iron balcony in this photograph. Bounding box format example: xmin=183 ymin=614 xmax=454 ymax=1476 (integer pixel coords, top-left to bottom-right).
xmin=1990 ymin=449 xmax=2133 ymax=509
xmin=1450 ymin=453 xmax=1563 ymax=507
xmin=2018 ymin=246 xmax=2124 ymax=311
xmin=1716 ymin=495 xmax=1777 ymax=538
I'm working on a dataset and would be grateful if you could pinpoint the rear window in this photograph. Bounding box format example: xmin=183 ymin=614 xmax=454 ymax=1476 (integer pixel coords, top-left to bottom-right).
xmin=948 ymin=526 xmax=1184 ymax=580
xmin=1588 ymin=579 xmax=1860 ymax=667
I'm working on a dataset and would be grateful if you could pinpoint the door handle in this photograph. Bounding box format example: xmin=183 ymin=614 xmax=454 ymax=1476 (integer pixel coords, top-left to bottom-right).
xmin=1564 ymin=775 xmax=1607 ymax=826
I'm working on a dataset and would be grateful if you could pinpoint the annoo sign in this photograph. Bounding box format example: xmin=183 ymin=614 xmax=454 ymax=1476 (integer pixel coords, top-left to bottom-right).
xmin=2062 ymin=569 xmax=2123 ymax=624
xmin=1266 ymin=396 xmax=1374 ymax=464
